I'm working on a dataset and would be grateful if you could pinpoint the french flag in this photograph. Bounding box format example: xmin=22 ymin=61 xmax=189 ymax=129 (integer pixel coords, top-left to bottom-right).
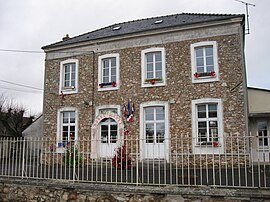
xmin=126 ymin=101 xmax=135 ymax=122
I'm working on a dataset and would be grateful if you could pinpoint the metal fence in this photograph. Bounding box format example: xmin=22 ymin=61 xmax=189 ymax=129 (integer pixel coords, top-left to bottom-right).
xmin=0 ymin=136 xmax=269 ymax=188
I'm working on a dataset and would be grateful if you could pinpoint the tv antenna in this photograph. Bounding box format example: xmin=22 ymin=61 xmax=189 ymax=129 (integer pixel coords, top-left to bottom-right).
xmin=235 ymin=0 xmax=255 ymax=35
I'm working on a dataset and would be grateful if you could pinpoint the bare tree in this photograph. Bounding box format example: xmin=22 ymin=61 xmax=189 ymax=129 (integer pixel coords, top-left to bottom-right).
xmin=0 ymin=94 xmax=33 ymax=137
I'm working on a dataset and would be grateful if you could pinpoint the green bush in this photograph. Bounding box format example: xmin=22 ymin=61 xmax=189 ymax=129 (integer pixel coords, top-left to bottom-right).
xmin=62 ymin=144 xmax=83 ymax=167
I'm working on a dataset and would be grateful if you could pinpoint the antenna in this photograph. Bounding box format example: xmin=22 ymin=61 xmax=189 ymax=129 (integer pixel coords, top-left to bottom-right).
xmin=235 ymin=0 xmax=255 ymax=35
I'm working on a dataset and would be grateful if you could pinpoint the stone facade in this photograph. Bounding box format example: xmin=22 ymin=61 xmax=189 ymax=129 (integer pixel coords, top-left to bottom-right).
xmin=42 ymin=15 xmax=247 ymax=164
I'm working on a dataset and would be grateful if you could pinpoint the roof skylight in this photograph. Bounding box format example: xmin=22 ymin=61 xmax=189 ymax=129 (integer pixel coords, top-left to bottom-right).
xmin=154 ymin=19 xmax=163 ymax=24
xmin=112 ymin=26 xmax=121 ymax=31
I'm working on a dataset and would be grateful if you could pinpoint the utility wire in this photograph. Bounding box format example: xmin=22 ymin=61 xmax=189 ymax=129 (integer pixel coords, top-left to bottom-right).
xmin=0 ymin=48 xmax=95 ymax=54
xmin=0 ymin=79 xmax=43 ymax=91
xmin=0 ymin=85 xmax=43 ymax=94
xmin=0 ymin=48 xmax=44 ymax=54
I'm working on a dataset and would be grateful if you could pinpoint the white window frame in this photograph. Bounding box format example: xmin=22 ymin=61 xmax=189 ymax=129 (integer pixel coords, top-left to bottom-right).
xmin=192 ymin=98 xmax=224 ymax=154
xmin=140 ymin=101 xmax=169 ymax=160
xmin=191 ymin=41 xmax=219 ymax=83
xmin=95 ymin=105 xmax=121 ymax=117
xmin=56 ymin=107 xmax=78 ymax=152
xmin=59 ymin=59 xmax=79 ymax=94
xmin=98 ymin=53 xmax=120 ymax=91
xmin=141 ymin=48 xmax=166 ymax=87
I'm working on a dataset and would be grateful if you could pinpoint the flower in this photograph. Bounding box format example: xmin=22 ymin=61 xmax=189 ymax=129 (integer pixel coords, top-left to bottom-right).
xmin=194 ymin=72 xmax=200 ymax=78
xmin=150 ymin=79 xmax=156 ymax=85
xmin=212 ymin=141 xmax=219 ymax=147
xmin=99 ymin=83 xmax=104 ymax=88
xmin=210 ymin=71 xmax=216 ymax=77
xmin=111 ymin=81 xmax=116 ymax=87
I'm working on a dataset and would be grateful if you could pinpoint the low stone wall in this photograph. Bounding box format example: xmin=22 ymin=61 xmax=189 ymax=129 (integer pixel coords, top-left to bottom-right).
xmin=0 ymin=178 xmax=269 ymax=202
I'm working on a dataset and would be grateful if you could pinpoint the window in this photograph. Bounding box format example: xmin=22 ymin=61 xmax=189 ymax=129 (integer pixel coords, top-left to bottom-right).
xmin=144 ymin=106 xmax=165 ymax=143
xmin=57 ymin=108 xmax=77 ymax=148
xmin=59 ymin=59 xmax=78 ymax=94
xmin=192 ymin=98 xmax=224 ymax=154
xmin=98 ymin=53 xmax=119 ymax=91
xmin=139 ymin=101 xmax=169 ymax=160
xmin=100 ymin=118 xmax=118 ymax=143
xmin=191 ymin=41 xmax=219 ymax=83
xmin=141 ymin=48 xmax=166 ymax=87
xmin=257 ymin=120 xmax=269 ymax=149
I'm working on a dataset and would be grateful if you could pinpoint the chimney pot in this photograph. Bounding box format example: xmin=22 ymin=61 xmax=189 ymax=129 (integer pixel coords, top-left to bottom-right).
xmin=62 ymin=34 xmax=70 ymax=41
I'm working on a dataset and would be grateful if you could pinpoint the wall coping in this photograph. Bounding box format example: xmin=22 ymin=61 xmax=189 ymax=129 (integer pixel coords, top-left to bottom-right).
xmin=0 ymin=177 xmax=269 ymax=199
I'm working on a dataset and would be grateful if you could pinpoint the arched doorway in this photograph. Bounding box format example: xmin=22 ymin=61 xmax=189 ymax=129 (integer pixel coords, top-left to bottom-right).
xmin=91 ymin=111 xmax=124 ymax=159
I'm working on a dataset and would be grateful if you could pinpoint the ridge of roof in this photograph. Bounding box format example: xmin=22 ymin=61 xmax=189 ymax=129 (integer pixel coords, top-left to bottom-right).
xmin=42 ymin=12 xmax=244 ymax=50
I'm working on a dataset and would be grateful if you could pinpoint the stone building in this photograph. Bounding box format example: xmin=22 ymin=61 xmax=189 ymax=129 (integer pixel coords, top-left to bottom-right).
xmin=42 ymin=13 xmax=247 ymax=163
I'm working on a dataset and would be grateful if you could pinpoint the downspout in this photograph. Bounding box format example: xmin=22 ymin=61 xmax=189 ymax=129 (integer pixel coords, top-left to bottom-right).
xmin=240 ymin=16 xmax=250 ymax=156
xmin=91 ymin=51 xmax=95 ymax=124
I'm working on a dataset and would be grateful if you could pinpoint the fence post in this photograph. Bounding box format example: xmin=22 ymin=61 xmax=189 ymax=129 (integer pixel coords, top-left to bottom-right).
xmin=21 ymin=138 xmax=26 ymax=179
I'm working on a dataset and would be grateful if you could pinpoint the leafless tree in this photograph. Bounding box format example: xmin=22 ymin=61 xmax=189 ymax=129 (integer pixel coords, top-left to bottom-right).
xmin=0 ymin=94 xmax=33 ymax=137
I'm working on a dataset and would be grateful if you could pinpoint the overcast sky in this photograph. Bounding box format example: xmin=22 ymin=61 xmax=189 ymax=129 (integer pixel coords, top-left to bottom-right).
xmin=0 ymin=0 xmax=269 ymax=115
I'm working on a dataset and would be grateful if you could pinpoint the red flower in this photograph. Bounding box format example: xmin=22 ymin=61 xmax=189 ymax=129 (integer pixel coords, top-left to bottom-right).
xmin=150 ymin=79 xmax=155 ymax=85
xmin=194 ymin=72 xmax=200 ymax=78
xmin=212 ymin=141 xmax=219 ymax=147
xmin=111 ymin=81 xmax=116 ymax=87
xmin=124 ymin=129 xmax=129 ymax=135
xmin=210 ymin=71 xmax=216 ymax=77
xmin=99 ymin=83 xmax=104 ymax=88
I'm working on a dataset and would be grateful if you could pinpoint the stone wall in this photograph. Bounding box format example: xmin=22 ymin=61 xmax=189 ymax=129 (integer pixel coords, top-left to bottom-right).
xmin=0 ymin=178 xmax=269 ymax=202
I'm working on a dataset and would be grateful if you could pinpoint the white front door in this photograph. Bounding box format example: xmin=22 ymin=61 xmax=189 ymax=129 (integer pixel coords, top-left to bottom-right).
xmin=99 ymin=118 xmax=118 ymax=158
xmin=142 ymin=105 xmax=168 ymax=160
xmin=252 ymin=120 xmax=270 ymax=163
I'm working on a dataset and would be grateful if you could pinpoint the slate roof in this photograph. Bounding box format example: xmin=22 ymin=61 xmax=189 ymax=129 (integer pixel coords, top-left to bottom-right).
xmin=42 ymin=13 xmax=244 ymax=50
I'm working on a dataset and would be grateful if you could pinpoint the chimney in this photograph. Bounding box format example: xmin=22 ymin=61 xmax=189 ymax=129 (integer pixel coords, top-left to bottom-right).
xmin=62 ymin=34 xmax=70 ymax=41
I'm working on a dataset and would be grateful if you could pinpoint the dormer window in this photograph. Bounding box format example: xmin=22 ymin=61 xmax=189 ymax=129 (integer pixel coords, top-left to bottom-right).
xmin=59 ymin=59 xmax=79 ymax=94
xmin=154 ymin=19 xmax=163 ymax=24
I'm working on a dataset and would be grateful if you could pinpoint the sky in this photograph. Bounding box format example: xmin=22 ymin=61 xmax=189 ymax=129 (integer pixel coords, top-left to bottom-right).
xmin=0 ymin=0 xmax=269 ymax=116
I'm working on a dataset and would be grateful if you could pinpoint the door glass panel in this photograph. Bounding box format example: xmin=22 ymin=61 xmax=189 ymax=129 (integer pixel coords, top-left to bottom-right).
xmin=101 ymin=125 xmax=108 ymax=143
xmin=156 ymin=123 xmax=165 ymax=143
xmin=145 ymin=107 xmax=154 ymax=120
xmin=156 ymin=106 xmax=165 ymax=120
xmin=197 ymin=105 xmax=206 ymax=118
xmin=110 ymin=124 xmax=117 ymax=143
xmin=146 ymin=123 xmax=154 ymax=143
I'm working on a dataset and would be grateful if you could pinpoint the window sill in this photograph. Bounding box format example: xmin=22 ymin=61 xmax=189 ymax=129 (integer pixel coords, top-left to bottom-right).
xmin=98 ymin=86 xmax=119 ymax=92
xmin=59 ymin=89 xmax=77 ymax=95
xmin=142 ymin=79 xmax=166 ymax=88
xmin=192 ymin=76 xmax=219 ymax=84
